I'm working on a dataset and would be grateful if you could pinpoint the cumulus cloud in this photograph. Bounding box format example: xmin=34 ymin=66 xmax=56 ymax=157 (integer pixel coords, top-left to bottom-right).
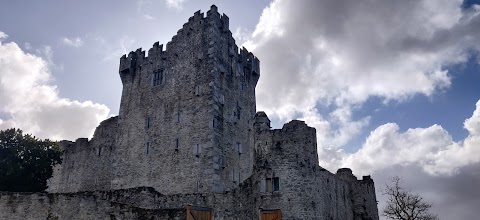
xmin=24 ymin=42 xmax=32 ymax=50
xmin=331 ymin=100 xmax=480 ymax=176
xmin=0 ymin=31 xmax=7 ymax=40
xmin=61 ymin=37 xmax=84 ymax=48
xmin=0 ymin=32 xmax=109 ymax=140
xmin=245 ymin=0 xmax=479 ymax=143
xmin=233 ymin=27 xmax=252 ymax=46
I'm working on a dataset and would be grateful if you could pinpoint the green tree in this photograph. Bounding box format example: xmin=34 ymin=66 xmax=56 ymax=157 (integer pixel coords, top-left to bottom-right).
xmin=383 ymin=176 xmax=438 ymax=220
xmin=0 ymin=128 xmax=62 ymax=192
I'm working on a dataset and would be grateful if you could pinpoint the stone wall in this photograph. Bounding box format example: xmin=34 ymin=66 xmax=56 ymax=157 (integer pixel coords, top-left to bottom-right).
xmin=47 ymin=116 xmax=118 ymax=193
xmin=0 ymin=189 xmax=185 ymax=220
xmin=1 ymin=185 xmax=257 ymax=220
xmin=252 ymin=113 xmax=378 ymax=220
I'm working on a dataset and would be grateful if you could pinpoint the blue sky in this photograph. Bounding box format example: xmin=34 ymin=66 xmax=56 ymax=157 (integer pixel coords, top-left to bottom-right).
xmin=1 ymin=0 xmax=480 ymax=219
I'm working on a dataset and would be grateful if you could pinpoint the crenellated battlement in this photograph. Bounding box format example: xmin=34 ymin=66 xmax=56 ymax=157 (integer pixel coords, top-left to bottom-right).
xmin=119 ymin=5 xmax=259 ymax=88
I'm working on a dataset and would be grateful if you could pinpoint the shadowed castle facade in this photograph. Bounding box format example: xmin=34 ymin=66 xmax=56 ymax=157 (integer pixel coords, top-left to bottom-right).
xmin=1 ymin=5 xmax=379 ymax=220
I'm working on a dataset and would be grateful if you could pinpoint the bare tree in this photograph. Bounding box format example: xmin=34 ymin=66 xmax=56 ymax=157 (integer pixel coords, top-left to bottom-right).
xmin=382 ymin=176 xmax=438 ymax=220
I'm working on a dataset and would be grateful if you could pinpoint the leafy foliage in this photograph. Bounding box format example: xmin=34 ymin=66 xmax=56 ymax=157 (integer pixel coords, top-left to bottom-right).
xmin=383 ymin=176 xmax=438 ymax=220
xmin=0 ymin=128 xmax=62 ymax=192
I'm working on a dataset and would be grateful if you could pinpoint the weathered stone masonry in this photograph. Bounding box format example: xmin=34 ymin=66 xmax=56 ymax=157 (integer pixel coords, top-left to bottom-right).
xmin=1 ymin=5 xmax=379 ymax=220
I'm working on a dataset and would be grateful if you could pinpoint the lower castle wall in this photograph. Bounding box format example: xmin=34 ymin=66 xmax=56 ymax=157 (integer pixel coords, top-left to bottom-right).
xmin=0 ymin=190 xmax=186 ymax=220
xmin=1 ymin=184 xmax=256 ymax=220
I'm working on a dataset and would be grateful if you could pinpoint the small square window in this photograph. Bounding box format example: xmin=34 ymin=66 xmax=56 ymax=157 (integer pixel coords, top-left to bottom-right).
xmin=266 ymin=177 xmax=280 ymax=192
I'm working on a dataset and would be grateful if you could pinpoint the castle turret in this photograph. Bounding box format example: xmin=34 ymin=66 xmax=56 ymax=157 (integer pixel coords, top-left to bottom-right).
xmin=254 ymin=111 xmax=271 ymax=132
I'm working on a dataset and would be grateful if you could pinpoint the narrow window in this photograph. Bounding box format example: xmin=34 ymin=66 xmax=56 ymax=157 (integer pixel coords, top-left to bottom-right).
xmin=219 ymin=157 xmax=225 ymax=169
xmin=260 ymin=179 xmax=266 ymax=192
xmin=236 ymin=101 xmax=241 ymax=120
xmin=97 ymin=147 xmax=101 ymax=156
xmin=194 ymin=144 xmax=201 ymax=157
xmin=176 ymin=111 xmax=181 ymax=123
xmin=273 ymin=177 xmax=280 ymax=191
xmin=152 ymin=70 xmax=164 ymax=86
xmin=195 ymin=85 xmax=200 ymax=96
xmin=146 ymin=116 xmax=151 ymax=129
xmin=231 ymin=169 xmax=236 ymax=183
xmin=236 ymin=142 xmax=242 ymax=155
xmin=175 ymin=138 xmax=179 ymax=151
xmin=266 ymin=178 xmax=272 ymax=192
xmin=145 ymin=142 xmax=150 ymax=155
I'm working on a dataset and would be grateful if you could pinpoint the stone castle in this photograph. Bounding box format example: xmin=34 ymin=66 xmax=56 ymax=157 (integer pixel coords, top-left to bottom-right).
xmin=0 ymin=5 xmax=379 ymax=220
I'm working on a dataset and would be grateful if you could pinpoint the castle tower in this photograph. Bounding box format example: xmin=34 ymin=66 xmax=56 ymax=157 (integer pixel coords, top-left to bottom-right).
xmin=115 ymin=5 xmax=260 ymax=194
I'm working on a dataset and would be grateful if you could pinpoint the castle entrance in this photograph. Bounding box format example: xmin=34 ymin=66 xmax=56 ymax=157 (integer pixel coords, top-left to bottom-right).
xmin=259 ymin=209 xmax=282 ymax=220
xmin=186 ymin=206 xmax=212 ymax=220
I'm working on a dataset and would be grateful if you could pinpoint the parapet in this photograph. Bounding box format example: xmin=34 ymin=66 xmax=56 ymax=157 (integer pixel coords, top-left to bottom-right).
xmin=337 ymin=168 xmax=353 ymax=175
xmin=336 ymin=168 xmax=358 ymax=182
xmin=240 ymin=47 xmax=260 ymax=78
xmin=281 ymin=120 xmax=313 ymax=132
xmin=118 ymin=4 xmax=260 ymax=90
xmin=360 ymin=175 xmax=375 ymax=184
xmin=254 ymin=111 xmax=271 ymax=131
xmin=92 ymin=116 xmax=119 ymax=140
xmin=119 ymin=50 xmax=139 ymax=84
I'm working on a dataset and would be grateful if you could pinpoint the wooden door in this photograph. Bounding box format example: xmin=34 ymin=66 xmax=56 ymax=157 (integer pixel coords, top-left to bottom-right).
xmin=186 ymin=206 xmax=212 ymax=220
xmin=259 ymin=209 xmax=282 ymax=220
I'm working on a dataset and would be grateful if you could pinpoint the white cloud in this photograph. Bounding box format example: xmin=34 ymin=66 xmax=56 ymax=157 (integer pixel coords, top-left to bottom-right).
xmin=233 ymin=27 xmax=252 ymax=46
xmin=312 ymin=100 xmax=480 ymax=220
xmin=246 ymin=0 xmax=478 ymax=119
xmin=62 ymin=37 xmax=84 ymax=48
xmin=0 ymin=31 xmax=7 ymax=40
xmin=0 ymin=32 xmax=109 ymax=141
xmin=464 ymin=100 xmax=480 ymax=136
xmin=244 ymin=0 xmax=480 ymax=161
xmin=321 ymin=100 xmax=480 ymax=177
xmin=165 ymin=0 xmax=186 ymax=10
xmin=144 ymin=14 xmax=155 ymax=20
xmin=24 ymin=42 xmax=31 ymax=50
